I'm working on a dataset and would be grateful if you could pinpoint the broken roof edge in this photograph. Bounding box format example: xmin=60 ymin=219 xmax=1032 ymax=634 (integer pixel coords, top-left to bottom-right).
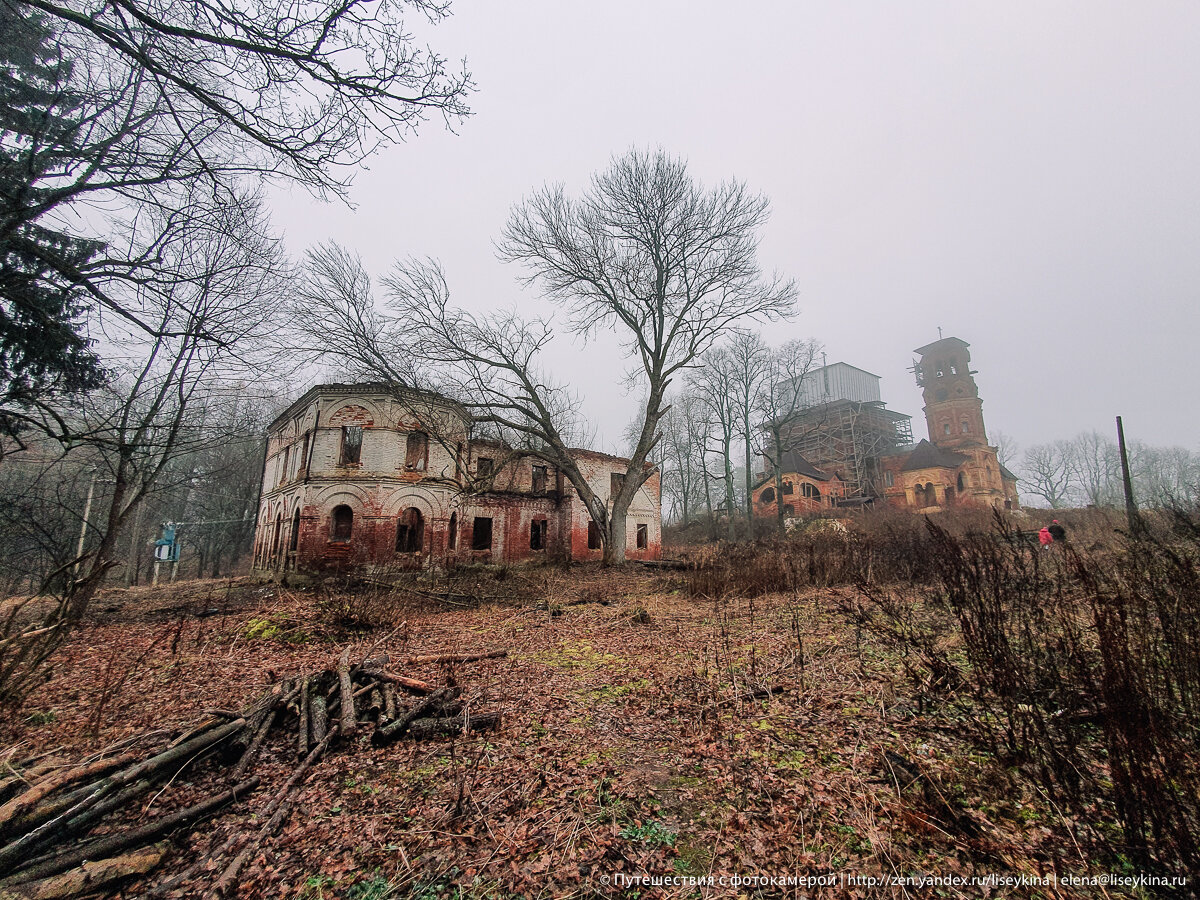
xmin=914 ymin=336 xmax=970 ymax=356
xmin=267 ymin=382 xmax=470 ymax=432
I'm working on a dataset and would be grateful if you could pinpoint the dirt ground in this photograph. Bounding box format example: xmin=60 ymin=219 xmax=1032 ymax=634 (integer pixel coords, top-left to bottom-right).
xmin=0 ymin=566 xmax=1152 ymax=899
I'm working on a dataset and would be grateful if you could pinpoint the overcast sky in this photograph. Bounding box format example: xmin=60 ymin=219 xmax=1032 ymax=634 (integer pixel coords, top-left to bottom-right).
xmin=270 ymin=1 xmax=1200 ymax=458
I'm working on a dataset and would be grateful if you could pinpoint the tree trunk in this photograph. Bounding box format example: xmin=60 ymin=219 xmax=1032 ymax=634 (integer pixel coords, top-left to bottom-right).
xmin=722 ymin=436 xmax=736 ymax=542
xmin=743 ymin=412 xmax=754 ymax=528
xmin=604 ymin=505 xmax=628 ymax=565
xmin=772 ymin=428 xmax=787 ymax=536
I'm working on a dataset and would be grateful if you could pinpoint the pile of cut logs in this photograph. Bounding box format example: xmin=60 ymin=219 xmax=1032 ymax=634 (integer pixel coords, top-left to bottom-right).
xmin=0 ymin=648 xmax=504 ymax=899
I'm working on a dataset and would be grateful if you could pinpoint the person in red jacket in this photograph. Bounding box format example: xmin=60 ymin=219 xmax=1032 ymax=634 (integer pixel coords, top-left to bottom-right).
xmin=1038 ymin=525 xmax=1053 ymax=549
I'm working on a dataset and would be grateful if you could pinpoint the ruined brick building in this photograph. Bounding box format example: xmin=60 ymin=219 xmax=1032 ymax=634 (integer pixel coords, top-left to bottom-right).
xmin=752 ymin=337 xmax=1019 ymax=517
xmin=253 ymin=384 xmax=661 ymax=571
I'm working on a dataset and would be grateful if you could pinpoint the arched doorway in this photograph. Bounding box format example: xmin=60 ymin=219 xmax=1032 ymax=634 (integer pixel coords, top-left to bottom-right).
xmin=395 ymin=507 xmax=424 ymax=554
xmin=330 ymin=505 xmax=353 ymax=542
xmin=289 ymin=508 xmax=301 ymax=566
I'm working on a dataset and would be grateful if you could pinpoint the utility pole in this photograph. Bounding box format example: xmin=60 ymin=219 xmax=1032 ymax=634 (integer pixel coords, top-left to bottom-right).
xmin=1116 ymin=415 xmax=1140 ymax=533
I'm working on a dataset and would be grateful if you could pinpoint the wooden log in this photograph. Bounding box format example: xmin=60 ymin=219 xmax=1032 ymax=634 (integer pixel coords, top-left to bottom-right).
xmin=5 ymin=842 xmax=168 ymax=900
xmin=382 ymin=684 xmax=398 ymax=722
xmin=3 ymin=778 xmax=259 ymax=887
xmin=404 ymin=712 xmax=501 ymax=740
xmin=309 ymin=693 xmax=327 ymax=747
xmin=401 ymin=650 xmax=507 ymax=666
xmin=0 ymin=720 xmax=246 ymax=874
xmin=371 ymin=688 xmax=462 ymax=745
xmin=337 ymin=648 xmax=357 ymax=740
xmin=296 ymin=677 xmax=309 ymax=759
xmin=366 ymin=688 xmax=384 ymax=722
xmin=0 ymin=753 xmax=138 ymax=838
xmin=230 ymin=707 xmax=277 ymax=783
xmin=361 ymin=670 xmax=436 ymax=695
xmin=207 ymin=729 xmax=337 ymax=899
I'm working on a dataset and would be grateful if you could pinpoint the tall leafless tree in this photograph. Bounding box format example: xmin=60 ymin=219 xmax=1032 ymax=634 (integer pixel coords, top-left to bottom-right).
xmin=495 ymin=149 xmax=796 ymax=561
xmin=301 ymin=149 xmax=796 ymax=563
xmin=1020 ymin=441 xmax=1075 ymax=509
xmin=755 ymin=338 xmax=823 ymax=535
xmin=725 ymin=331 xmax=771 ymax=527
xmin=2 ymin=0 xmax=471 ymax=429
xmin=0 ymin=191 xmax=285 ymax=703
xmin=688 ymin=347 xmax=740 ymax=541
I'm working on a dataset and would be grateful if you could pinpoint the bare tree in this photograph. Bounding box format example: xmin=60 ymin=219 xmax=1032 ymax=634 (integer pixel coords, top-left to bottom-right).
xmin=494 ymin=149 xmax=795 ymax=561
xmin=0 ymin=192 xmax=285 ymax=703
xmin=1020 ymin=441 xmax=1076 ymax=508
xmin=725 ymin=331 xmax=771 ymax=526
xmin=755 ymin=338 xmax=823 ymax=534
xmin=656 ymin=393 xmax=710 ymax=527
xmin=2 ymin=0 xmax=471 ymax=430
xmin=1066 ymin=430 xmax=1120 ymax=508
xmin=992 ymin=430 xmax=1020 ymax=470
xmin=688 ymin=347 xmax=740 ymax=541
xmin=301 ymin=150 xmax=796 ymax=562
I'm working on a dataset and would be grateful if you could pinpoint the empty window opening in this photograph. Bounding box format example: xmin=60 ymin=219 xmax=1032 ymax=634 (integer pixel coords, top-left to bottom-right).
xmin=587 ymin=521 xmax=601 ymax=550
xmin=476 ymin=457 xmax=493 ymax=478
xmin=761 ymin=487 xmax=776 ymax=503
xmin=957 ymin=472 xmax=966 ymax=491
xmin=405 ymin=432 xmax=428 ymax=470
xmin=289 ymin=508 xmax=300 ymax=552
xmin=340 ymin=426 xmax=363 ymax=465
xmin=531 ymin=465 xmax=547 ymax=493
xmin=530 ymin=518 xmax=548 ymax=550
xmin=331 ymin=505 xmax=353 ymax=542
xmin=395 ymin=507 xmax=424 ymax=553
xmin=782 ymin=481 xmax=793 ymax=495
xmin=636 ymin=523 xmax=648 ymax=550
xmin=297 ymin=433 xmax=309 ymax=476
xmin=802 ymin=483 xmax=820 ymax=500
xmin=278 ymin=447 xmax=289 ymax=485
xmin=961 ymin=420 xmax=969 ymax=433
xmin=448 ymin=512 xmax=458 ymax=550
xmin=885 ymin=471 xmax=895 ymax=487
xmin=944 ymin=422 xmax=952 ymax=435
xmin=610 ymin=472 xmax=625 ymax=496
xmin=472 ymin=517 xmax=493 ymax=550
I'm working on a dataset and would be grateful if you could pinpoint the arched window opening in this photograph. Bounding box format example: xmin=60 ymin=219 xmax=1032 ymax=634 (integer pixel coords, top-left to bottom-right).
xmin=448 ymin=512 xmax=458 ymax=550
xmin=273 ymin=512 xmax=283 ymax=557
xmin=961 ymin=420 xmax=970 ymax=433
xmin=761 ymin=487 xmax=776 ymax=504
xmin=924 ymin=483 xmax=937 ymax=507
xmin=943 ymin=422 xmax=951 ymax=435
xmin=331 ymin=505 xmax=353 ymax=542
xmin=395 ymin=507 xmax=424 ymax=553
xmin=405 ymin=432 xmax=428 ymax=471
xmin=289 ymin=508 xmax=300 ymax=552
xmin=802 ymin=483 xmax=820 ymax=500
xmin=957 ymin=472 xmax=966 ymax=491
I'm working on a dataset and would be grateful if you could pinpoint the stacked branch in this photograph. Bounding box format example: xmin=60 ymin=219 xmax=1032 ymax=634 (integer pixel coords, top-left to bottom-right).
xmin=0 ymin=648 xmax=503 ymax=898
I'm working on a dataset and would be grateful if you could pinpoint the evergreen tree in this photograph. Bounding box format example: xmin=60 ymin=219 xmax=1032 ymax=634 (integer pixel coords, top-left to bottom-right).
xmin=0 ymin=6 xmax=104 ymax=435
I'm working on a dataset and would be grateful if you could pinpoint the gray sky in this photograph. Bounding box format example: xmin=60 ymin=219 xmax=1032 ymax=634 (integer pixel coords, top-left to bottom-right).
xmin=271 ymin=0 xmax=1200 ymax=456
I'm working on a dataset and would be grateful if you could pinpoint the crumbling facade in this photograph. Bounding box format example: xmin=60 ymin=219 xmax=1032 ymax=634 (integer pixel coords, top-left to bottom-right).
xmin=253 ymin=384 xmax=661 ymax=571
xmin=877 ymin=337 xmax=1019 ymax=510
xmin=752 ymin=337 xmax=1018 ymax=518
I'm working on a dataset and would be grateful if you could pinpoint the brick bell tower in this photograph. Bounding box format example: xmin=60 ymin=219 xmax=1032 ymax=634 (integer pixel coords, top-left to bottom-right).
xmin=912 ymin=336 xmax=988 ymax=450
